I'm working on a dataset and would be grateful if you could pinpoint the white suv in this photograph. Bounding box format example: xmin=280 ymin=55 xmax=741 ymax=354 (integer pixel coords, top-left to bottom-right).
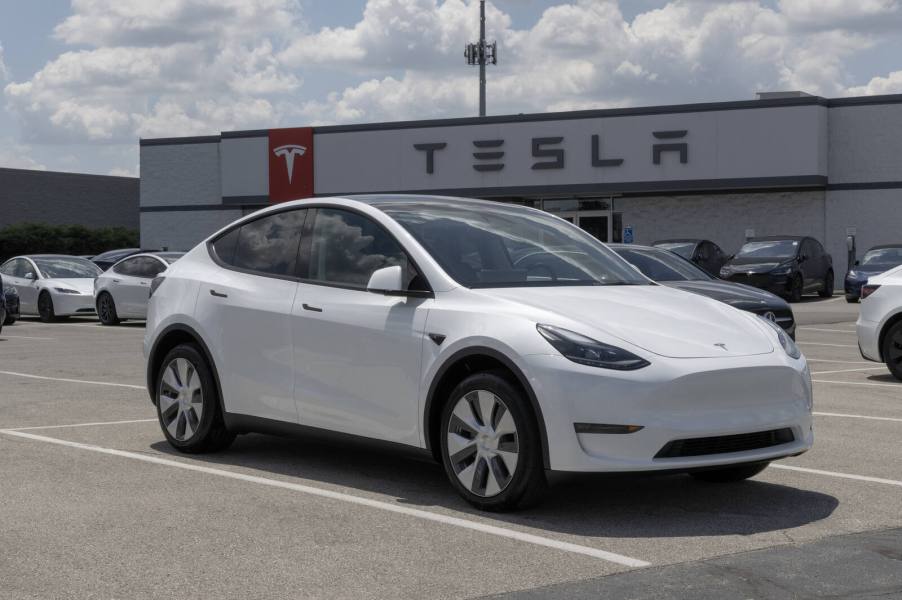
xmin=145 ymin=195 xmax=813 ymax=510
xmin=857 ymin=264 xmax=902 ymax=380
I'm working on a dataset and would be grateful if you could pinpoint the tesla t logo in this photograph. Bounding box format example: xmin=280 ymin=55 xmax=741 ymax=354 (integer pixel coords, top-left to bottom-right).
xmin=268 ymin=127 xmax=314 ymax=204
xmin=714 ymin=343 xmax=728 ymax=351
xmin=273 ymin=145 xmax=306 ymax=184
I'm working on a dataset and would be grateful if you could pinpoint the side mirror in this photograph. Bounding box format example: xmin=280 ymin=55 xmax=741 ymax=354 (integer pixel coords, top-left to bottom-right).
xmin=367 ymin=266 xmax=404 ymax=294
xmin=24 ymin=272 xmax=35 ymax=281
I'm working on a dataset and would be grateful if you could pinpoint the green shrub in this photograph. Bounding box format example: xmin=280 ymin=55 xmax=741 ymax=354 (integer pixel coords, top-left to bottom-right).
xmin=0 ymin=223 xmax=139 ymax=262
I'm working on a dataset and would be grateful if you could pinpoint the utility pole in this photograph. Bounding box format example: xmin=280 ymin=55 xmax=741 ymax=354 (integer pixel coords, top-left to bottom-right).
xmin=465 ymin=0 xmax=497 ymax=117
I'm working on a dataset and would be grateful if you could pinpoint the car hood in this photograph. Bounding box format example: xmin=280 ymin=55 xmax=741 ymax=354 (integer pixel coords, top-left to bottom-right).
xmin=481 ymin=285 xmax=774 ymax=359
xmin=662 ymin=280 xmax=787 ymax=310
xmin=45 ymin=278 xmax=95 ymax=294
xmin=723 ymin=257 xmax=791 ymax=273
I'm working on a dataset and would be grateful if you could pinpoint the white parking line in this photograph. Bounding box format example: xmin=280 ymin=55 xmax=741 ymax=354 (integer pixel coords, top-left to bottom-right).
xmin=813 ymin=411 xmax=902 ymax=424
xmin=810 ymin=366 xmax=887 ymax=375
xmin=801 ymin=328 xmax=857 ymax=334
xmin=0 ymin=429 xmax=650 ymax=568
xmin=0 ymin=370 xmax=144 ymax=390
xmin=797 ymin=342 xmax=858 ymax=348
xmin=7 ymin=418 xmax=157 ymax=431
xmin=812 ymin=379 xmax=900 ymax=388
xmin=0 ymin=335 xmax=55 ymax=340
xmin=772 ymin=464 xmax=902 ymax=488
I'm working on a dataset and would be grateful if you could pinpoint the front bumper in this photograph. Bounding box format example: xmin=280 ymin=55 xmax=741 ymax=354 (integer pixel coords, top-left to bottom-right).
xmin=725 ymin=273 xmax=791 ymax=297
xmin=524 ymin=352 xmax=813 ymax=472
xmin=52 ymin=292 xmax=96 ymax=316
xmin=844 ymin=277 xmax=865 ymax=299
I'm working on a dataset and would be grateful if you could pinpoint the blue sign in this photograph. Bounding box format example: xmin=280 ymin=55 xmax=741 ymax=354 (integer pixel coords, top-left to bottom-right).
xmin=623 ymin=226 xmax=634 ymax=244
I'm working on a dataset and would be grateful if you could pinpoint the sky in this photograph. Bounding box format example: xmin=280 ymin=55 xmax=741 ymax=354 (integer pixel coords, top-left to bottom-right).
xmin=1 ymin=0 xmax=902 ymax=177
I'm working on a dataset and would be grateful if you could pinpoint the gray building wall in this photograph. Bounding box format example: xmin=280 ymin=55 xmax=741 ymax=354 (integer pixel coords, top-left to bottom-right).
xmin=0 ymin=167 xmax=138 ymax=230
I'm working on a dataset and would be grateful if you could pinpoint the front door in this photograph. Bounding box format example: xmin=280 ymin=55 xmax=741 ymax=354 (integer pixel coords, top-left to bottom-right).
xmin=291 ymin=207 xmax=429 ymax=446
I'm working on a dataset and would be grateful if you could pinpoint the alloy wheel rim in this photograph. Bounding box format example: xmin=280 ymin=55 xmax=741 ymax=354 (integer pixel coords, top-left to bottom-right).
xmin=99 ymin=296 xmax=111 ymax=321
xmin=158 ymin=358 xmax=204 ymax=441
xmin=446 ymin=390 xmax=519 ymax=498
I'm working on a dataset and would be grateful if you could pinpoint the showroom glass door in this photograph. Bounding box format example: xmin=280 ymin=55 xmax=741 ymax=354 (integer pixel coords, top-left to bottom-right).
xmin=543 ymin=199 xmax=613 ymax=243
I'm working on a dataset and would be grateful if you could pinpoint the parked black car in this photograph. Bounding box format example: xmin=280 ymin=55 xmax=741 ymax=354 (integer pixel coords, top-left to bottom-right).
xmin=91 ymin=248 xmax=156 ymax=271
xmin=719 ymin=236 xmax=833 ymax=302
xmin=3 ymin=281 xmax=19 ymax=325
xmin=652 ymin=238 xmax=728 ymax=276
xmin=844 ymin=244 xmax=902 ymax=302
xmin=611 ymin=244 xmax=796 ymax=338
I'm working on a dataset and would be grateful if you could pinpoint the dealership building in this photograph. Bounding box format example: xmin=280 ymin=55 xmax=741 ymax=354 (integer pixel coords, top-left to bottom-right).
xmin=140 ymin=92 xmax=902 ymax=273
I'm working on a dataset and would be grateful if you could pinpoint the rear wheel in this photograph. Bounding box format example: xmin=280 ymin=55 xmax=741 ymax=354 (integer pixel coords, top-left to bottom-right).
xmin=96 ymin=292 xmax=120 ymax=326
xmin=845 ymin=295 xmax=858 ymax=304
xmin=690 ymin=461 xmax=769 ymax=483
xmin=156 ymin=344 xmax=235 ymax=453
xmin=882 ymin=321 xmax=902 ymax=381
xmin=37 ymin=291 xmax=57 ymax=323
xmin=440 ymin=371 xmax=546 ymax=511
xmin=818 ymin=271 xmax=834 ymax=298
xmin=788 ymin=274 xmax=803 ymax=303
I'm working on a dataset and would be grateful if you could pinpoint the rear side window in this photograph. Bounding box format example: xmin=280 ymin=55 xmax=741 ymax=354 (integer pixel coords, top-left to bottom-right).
xmin=113 ymin=257 xmax=140 ymax=276
xmin=211 ymin=209 xmax=307 ymax=277
xmin=304 ymin=208 xmax=417 ymax=289
xmin=135 ymin=257 xmax=166 ymax=278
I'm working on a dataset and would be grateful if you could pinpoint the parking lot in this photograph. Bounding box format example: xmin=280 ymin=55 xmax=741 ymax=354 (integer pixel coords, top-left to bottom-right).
xmin=1 ymin=297 xmax=901 ymax=599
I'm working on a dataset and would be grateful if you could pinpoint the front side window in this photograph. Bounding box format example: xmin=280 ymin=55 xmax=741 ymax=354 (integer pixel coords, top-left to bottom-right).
xmin=135 ymin=257 xmax=166 ymax=279
xmin=382 ymin=202 xmax=648 ymax=288
xmin=0 ymin=260 xmax=14 ymax=276
xmin=211 ymin=210 xmax=306 ymax=277
xmin=304 ymin=208 xmax=418 ymax=289
xmin=32 ymin=257 xmax=100 ymax=279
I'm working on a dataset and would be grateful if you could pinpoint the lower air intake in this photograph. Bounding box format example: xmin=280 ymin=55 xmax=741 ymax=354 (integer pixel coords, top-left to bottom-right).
xmin=654 ymin=428 xmax=794 ymax=459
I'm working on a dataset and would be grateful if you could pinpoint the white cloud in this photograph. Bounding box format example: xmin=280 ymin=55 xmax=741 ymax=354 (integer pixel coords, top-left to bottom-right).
xmin=779 ymin=0 xmax=902 ymax=30
xmin=0 ymin=137 xmax=47 ymax=170
xmin=847 ymin=70 xmax=902 ymax=95
xmin=0 ymin=43 xmax=8 ymax=81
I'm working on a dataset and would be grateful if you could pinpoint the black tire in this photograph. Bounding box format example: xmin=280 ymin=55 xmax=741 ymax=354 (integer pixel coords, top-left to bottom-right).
xmin=882 ymin=321 xmax=902 ymax=381
xmin=818 ymin=270 xmax=834 ymax=298
xmin=690 ymin=461 xmax=770 ymax=483
xmin=155 ymin=343 xmax=235 ymax=453
xmin=4 ymin=314 xmax=15 ymax=325
xmin=96 ymin=292 xmax=120 ymax=326
xmin=439 ymin=370 xmax=547 ymax=511
xmin=37 ymin=291 xmax=57 ymax=323
xmin=845 ymin=295 xmax=858 ymax=304
xmin=788 ymin=274 xmax=803 ymax=303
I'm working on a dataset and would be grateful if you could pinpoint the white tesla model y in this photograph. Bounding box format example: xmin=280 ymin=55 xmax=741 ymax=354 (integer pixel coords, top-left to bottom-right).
xmin=145 ymin=195 xmax=813 ymax=510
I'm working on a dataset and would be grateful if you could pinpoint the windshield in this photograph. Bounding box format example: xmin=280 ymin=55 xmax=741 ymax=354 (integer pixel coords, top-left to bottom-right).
xmin=381 ymin=203 xmax=649 ymax=288
xmin=861 ymin=247 xmax=902 ymax=267
xmin=615 ymin=247 xmax=712 ymax=282
xmin=653 ymin=242 xmax=695 ymax=259
xmin=736 ymin=240 xmax=799 ymax=259
xmin=33 ymin=257 xmax=102 ymax=279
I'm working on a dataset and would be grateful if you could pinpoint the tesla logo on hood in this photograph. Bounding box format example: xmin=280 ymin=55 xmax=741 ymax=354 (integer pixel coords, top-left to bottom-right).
xmin=714 ymin=343 xmax=728 ymax=351
xmin=273 ymin=145 xmax=306 ymax=184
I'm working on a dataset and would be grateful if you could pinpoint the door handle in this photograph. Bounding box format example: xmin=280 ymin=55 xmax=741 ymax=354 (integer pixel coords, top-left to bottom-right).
xmin=210 ymin=289 xmax=228 ymax=298
xmin=302 ymin=303 xmax=323 ymax=312
xmin=112 ymin=279 xmax=121 ymax=283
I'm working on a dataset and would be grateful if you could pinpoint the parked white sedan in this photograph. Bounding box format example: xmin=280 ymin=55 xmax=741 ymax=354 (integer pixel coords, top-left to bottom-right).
xmin=857 ymin=264 xmax=902 ymax=380
xmin=94 ymin=252 xmax=184 ymax=325
xmin=0 ymin=255 xmax=101 ymax=321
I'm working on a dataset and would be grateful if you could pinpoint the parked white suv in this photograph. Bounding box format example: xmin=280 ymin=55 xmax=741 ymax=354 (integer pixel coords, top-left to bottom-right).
xmin=856 ymin=264 xmax=902 ymax=380
xmin=144 ymin=195 xmax=813 ymax=510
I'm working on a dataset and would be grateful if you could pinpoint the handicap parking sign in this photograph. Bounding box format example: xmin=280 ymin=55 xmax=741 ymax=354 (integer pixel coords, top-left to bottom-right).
xmin=623 ymin=226 xmax=634 ymax=244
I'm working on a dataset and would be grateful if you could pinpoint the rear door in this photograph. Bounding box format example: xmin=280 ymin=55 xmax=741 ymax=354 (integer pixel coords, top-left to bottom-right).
xmin=121 ymin=257 xmax=167 ymax=318
xmin=194 ymin=208 xmax=307 ymax=423
xmin=109 ymin=257 xmax=144 ymax=317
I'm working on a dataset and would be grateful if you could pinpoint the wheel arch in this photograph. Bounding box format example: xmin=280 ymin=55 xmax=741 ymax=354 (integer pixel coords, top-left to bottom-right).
xmin=878 ymin=311 xmax=902 ymax=361
xmin=146 ymin=324 xmax=225 ymax=419
xmin=423 ymin=346 xmax=550 ymax=469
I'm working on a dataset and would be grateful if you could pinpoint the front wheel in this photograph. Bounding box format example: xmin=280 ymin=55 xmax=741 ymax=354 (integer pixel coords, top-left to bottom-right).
xmin=440 ymin=371 xmax=546 ymax=511
xmin=96 ymin=292 xmax=120 ymax=326
xmin=882 ymin=321 xmax=902 ymax=381
xmin=690 ymin=461 xmax=769 ymax=483
xmin=788 ymin=274 xmax=803 ymax=303
xmin=845 ymin=295 xmax=858 ymax=304
xmin=156 ymin=344 xmax=235 ymax=453
xmin=38 ymin=292 xmax=57 ymax=323
xmin=818 ymin=271 xmax=834 ymax=298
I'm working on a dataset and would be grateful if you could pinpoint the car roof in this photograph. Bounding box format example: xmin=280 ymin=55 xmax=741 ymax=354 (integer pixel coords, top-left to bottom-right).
xmin=653 ymin=239 xmax=704 ymax=244
xmin=23 ymin=254 xmax=87 ymax=259
xmin=746 ymin=235 xmax=807 ymax=242
xmin=347 ymin=194 xmax=510 ymax=210
xmin=608 ymin=244 xmax=658 ymax=251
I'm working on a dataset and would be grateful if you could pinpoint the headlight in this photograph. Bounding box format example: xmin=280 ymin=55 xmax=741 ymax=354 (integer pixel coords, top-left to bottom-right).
xmin=54 ymin=287 xmax=80 ymax=294
xmin=771 ymin=266 xmax=792 ymax=276
xmin=536 ymin=324 xmax=650 ymax=371
xmin=759 ymin=316 xmax=801 ymax=359
xmin=846 ymin=270 xmax=858 ymax=279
